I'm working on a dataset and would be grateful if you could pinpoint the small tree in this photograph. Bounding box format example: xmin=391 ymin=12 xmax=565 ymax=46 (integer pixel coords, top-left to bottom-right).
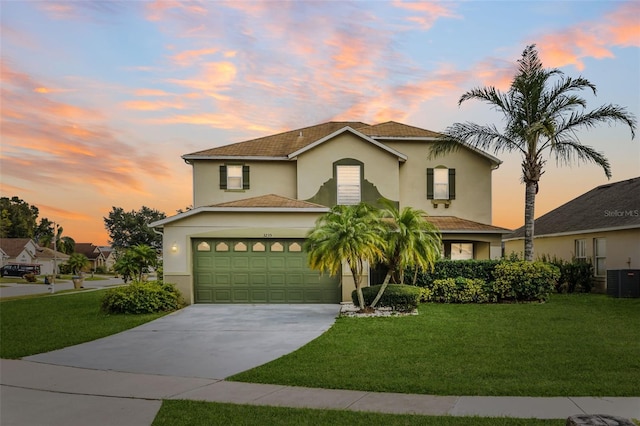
xmin=66 ymin=253 xmax=90 ymax=275
xmin=370 ymin=200 xmax=442 ymax=308
xmin=114 ymin=244 xmax=158 ymax=283
xmin=305 ymin=203 xmax=386 ymax=311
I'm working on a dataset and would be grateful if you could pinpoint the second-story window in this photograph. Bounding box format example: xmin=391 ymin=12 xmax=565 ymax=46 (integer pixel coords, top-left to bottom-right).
xmin=427 ymin=167 xmax=456 ymax=200
xmin=227 ymin=165 xmax=243 ymax=189
xmin=433 ymin=168 xmax=449 ymax=199
xmin=336 ymin=165 xmax=361 ymax=205
xmin=220 ymin=164 xmax=250 ymax=190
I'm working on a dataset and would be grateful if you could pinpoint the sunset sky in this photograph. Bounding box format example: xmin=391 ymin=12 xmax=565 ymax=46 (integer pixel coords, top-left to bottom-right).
xmin=1 ymin=1 xmax=638 ymax=246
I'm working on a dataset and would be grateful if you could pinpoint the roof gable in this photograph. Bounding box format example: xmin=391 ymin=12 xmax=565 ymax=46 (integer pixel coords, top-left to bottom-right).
xmin=0 ymin=238 xmax=36 ymax=257
xmin=506 ymin=177 xmax=640 ymax=238
xmin=287 ymin=126 xmax=407 ymax=161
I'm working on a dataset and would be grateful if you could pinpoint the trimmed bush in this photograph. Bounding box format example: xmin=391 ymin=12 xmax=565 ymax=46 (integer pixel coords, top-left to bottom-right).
xmin=101 ymin=281 xmax=184 ymax=314
xmin=410 ymin=259 xmax=501 ymax=288
xmin=352 ymin=284 xmax=421 ymax=312
xmin=428 ymin=277 xmax=496 ymax=303
xmin=493 ymin=261 xmax=560 ymax=302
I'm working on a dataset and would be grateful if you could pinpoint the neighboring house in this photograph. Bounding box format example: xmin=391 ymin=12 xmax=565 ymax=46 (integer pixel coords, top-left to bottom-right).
xmin=150 ymin=121 xmax=510 ymax=305
xmin=99 ymin=246 xmax=117 ymax=271
xmin=0 ymin=238 xmax=38 ymax=266
xmin=35 ymin=246 xmax=70 ymax=276
xmin=503 ymin=177 xmax=640 ymax=292
xmin=0 ymin=238 xmax=68 ymax=275
xmin=74 ymin=243 xmax=107 ymax=271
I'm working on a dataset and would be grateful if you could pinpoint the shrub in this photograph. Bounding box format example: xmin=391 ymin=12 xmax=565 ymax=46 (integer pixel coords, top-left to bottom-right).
xmin=493 ymin=261 xmax=560 ymax=302
xmin=410 ymin=259 xmax=501 ymax=288
xmin=541 ymin=256 xmax=594 ymax=293
xmin=101 ymin=281 xmax=184 ymax=314
xmin=94 ymin=265 xmax=108 ymax=274
xmin=352 ymin=284 xmax=421 ymax=312
xmin=23 ymin=273 xmax=37 ymax=283
xmin=428 ymin=277 xmax=495 ymax=303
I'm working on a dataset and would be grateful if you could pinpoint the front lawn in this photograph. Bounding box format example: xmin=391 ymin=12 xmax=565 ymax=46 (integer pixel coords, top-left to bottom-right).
xmin=230 ymin=294 xmax=640 ymax=396
xmin=152 ymin=400 xmax=563 ymax=426
xmin=0 ymin=290 xmax=168 ymax=358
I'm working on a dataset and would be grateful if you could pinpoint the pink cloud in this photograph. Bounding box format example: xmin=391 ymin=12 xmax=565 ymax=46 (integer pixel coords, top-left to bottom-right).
xmin=122 ymin=100 xmax=185 ymax=111
xmin=536 ymin=2 xmax=639 ymax=70
xmin=171 ymin=47 xmax=219 ymax=67
xmin=0 ymin=61 xmax=169 ymax=195
xmin=392 ymin=0 xmax=460 ymax=29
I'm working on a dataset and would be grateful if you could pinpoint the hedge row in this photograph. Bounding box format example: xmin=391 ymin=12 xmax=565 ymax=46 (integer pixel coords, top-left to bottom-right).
xmin=418 ymin=261 xmax=560 ymax=303
xmin=410 ymin=259 xmax=502 ymax=287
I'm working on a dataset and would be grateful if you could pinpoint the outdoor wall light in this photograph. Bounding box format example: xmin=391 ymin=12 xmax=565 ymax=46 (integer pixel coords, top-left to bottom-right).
xmin=171 ymin=242 xmax=178 ymax=253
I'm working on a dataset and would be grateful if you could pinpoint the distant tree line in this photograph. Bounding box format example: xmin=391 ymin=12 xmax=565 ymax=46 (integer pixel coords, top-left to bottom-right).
xmin=0 ymin=196 xmax=75 ymax=254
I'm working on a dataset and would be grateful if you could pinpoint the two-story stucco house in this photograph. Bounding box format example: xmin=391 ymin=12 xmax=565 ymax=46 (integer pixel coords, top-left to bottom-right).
xmin=151 ymin=121 xmax=510 ymax=304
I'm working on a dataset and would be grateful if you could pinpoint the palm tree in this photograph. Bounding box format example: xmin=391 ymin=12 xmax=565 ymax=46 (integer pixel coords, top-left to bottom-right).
xmin=370 ymin=200 xmax=442 ymax=308
xmin=114 ymin=244 xmax=158 ymax=282
xmin=431 ymin=44 xmax=636 ymax=261
xmin=304 ymin=203 xmax=386 ymax=310
xmin=66 ymin=253 xmax=89 ymax=275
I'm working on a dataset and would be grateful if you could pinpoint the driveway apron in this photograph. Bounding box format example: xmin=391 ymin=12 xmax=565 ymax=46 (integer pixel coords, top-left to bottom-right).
xmin=25 ymin=304 xmax=340 ymax=379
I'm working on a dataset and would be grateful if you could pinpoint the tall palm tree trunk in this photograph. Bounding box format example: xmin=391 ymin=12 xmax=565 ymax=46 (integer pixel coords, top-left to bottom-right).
xmin=524 ymin=180 xmax=537 ymax=261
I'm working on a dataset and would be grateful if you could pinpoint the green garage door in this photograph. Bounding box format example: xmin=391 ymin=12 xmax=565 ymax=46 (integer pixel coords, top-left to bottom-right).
xmin=193 ymin=239 xmax=340 ymax=303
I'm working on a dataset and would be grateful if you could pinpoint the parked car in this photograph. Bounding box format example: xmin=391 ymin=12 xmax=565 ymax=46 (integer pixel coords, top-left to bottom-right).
xmin=0 ymin=264 xmax=41 ymax=278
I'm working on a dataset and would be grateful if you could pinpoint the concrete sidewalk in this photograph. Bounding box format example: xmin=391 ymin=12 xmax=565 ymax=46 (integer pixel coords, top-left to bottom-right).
xmin=1 ymin=359 xmax=638 ymax=426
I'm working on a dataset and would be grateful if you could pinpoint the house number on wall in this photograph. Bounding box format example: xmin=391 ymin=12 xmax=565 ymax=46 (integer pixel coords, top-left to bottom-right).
xmin=263 ymin=233 xmax=273 ymax=237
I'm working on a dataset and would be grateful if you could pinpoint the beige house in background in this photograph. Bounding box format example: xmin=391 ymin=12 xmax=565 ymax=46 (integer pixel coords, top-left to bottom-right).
xmin=503 ymin=177 xmax=640 ymax=292
xmin=151 ymin=121 xmax=510 ymax=305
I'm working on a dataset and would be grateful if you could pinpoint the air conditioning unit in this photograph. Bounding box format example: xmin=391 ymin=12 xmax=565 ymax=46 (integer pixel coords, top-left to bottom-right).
xmin=607 ymin=270 xmax=640 ymax=298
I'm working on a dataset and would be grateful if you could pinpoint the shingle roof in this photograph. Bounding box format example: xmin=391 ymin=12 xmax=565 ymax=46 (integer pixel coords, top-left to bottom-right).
xmin=427 ymin=216 xmax=512 ymax=233
xmin=0 ymin=238 xmax=34 ymax=257
xmin=36 ymin=246 xmax=70 ymax=261
xmin=357 ymin=121 xmax=441 ymax=138
xmin=74 ymin=243 xmax=102 ymax=260
xmin=211 ymin=194 xmax=326 ymax=209
xmin=505 ymin=177 xmax=640 ymax=239
xmin=184 ymin=121 xmax=369 ymax=158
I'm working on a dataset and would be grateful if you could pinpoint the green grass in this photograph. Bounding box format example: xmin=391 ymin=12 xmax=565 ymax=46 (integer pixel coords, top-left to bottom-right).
xmin=0 ymin=289 xmax=167 ymax=358
xmin=230 ymin=294 xmax=640 ymax=396
xmin=152 ymin=400 xmax=563 ymax=426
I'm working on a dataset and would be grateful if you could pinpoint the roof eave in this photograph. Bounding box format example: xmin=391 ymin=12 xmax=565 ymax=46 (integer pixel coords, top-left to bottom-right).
xmin=182 ymin=155 xmax=289 ymax=162
xmin=149 ymin=205 xmax=330 ymax=227
xmin=503 ymin=224 xmax=640 ymax=241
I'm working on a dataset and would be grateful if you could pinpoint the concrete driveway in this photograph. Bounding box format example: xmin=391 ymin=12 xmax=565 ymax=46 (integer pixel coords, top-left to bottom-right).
xmin=25 ymin=304 xmax=340 ymax=379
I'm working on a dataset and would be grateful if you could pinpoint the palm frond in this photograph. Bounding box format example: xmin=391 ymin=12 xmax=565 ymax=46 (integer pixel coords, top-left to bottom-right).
xmin=556 ymin=105 xmax=637 ymax=140
xmin=550 ymin=139 xmax=612 ymax=178
xmin=431 ymin=122 xmax=524 ymax=159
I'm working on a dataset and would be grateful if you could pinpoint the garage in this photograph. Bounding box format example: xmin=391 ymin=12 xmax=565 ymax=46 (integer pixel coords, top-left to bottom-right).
xmin=193 ymin=238 xmax=341 ymax=303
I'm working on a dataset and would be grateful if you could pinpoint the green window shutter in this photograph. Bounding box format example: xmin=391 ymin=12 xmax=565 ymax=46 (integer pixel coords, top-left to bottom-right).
xmin=242 ymin=165 xmax=250 ymax=190
xmin=220 ymin=165 xmax=227 ymax=190
xmin=426 ymin=168 xmax=434 ymax=199
xmin=449 ymin=168 xmax=456 ymax=200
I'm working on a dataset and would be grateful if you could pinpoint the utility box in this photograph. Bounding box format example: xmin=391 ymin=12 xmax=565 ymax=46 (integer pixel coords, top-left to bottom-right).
xmin=607 ymin=270 xmax=640 ymax=298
